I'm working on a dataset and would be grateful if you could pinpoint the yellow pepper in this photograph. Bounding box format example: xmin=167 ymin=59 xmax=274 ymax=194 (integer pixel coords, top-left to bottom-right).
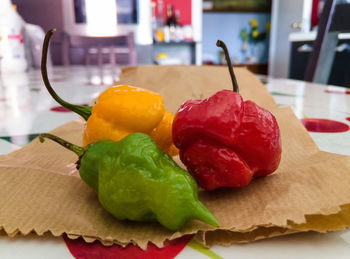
xmin=249 ymin=18 xmax=259 ymax=28
xmin=41 ymin=29 xmax=178 ymax=156
xmin=42 ymin=80 xmax=178 ymax=156
xmin=83 ymin=85 xmax=178 ymax=156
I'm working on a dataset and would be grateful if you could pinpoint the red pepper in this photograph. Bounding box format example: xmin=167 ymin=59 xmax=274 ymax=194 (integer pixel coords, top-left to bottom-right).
xmin=172 ymin=41 xmax=282 ymax=190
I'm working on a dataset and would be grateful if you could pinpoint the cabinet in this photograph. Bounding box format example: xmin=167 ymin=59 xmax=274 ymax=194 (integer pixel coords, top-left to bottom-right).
xmin=153 ymin=41 xmax=196 ymax=65
xmin=289 ymin=39 xmax=350 ymax=87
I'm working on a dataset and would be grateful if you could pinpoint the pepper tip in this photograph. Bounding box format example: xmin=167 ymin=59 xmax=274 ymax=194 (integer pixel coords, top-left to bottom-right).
xmin=195 ymin=202 xmax=219 ymax=228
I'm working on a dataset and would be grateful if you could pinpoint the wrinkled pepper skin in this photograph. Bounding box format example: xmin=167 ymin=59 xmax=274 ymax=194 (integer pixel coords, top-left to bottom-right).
xmin=77 ymin=133 xmax=218 ymax=231
xmin=172 ymin=90 xmax=282 ymax=190
xmin=83 ymin=85 xmax=178 ymax=156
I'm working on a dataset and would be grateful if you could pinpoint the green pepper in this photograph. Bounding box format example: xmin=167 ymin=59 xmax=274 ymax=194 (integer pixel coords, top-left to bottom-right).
xmin=39 ymin=133 xmax=218 ymax=231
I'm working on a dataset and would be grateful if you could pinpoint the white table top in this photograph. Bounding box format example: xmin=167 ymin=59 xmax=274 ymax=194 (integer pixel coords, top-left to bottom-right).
xmin=1 ymin=66 xmax=350 ymax=259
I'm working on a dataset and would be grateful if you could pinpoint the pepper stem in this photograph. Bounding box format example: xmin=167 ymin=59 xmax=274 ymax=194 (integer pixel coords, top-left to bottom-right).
xmin=216 ymin=40 xmax=239 ymax=93
xmin=39 ymin=133 xmax=85 ymax=157
xmin=41 ymin=29 xmax=92 ymax=121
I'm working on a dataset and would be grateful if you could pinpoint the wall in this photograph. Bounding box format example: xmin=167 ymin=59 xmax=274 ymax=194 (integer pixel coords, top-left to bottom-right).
xmin=202 ymin=12 xmax=270 ymax=64
xmin=152 ymin=0 xmax=192 ymax=25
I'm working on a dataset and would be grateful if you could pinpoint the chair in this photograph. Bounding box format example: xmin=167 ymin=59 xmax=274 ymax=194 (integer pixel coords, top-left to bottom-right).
xmin=62 ymin=32 xmax=137 ymax=84
xmin=304 ymin=0 xmax=350 ymax=84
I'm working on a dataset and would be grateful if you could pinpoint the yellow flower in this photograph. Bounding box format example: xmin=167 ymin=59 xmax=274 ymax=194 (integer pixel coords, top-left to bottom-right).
xmin=252 ymin=30 xmax=259 ymax=38
xmin=266 ymin=21 xmax=271 ymax=32
xmin=250 ymin=19 xmax=259 ymax=28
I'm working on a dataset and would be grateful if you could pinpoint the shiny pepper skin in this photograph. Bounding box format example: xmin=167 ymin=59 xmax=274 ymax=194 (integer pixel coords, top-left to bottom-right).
xmin=172 ymin=90 xmax=282 ymax=190
xmin=83 ymin=85 xmax=178 ymax=156
xmin=40 ymin=133 xmax=218 ymax=231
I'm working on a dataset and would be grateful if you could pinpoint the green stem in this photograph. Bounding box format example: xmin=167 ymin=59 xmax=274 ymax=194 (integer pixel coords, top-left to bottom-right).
xmin=216 ymin=40 xmax=239 ymax=93
xmin=187 ymin=239 xmax=224 ymax=259
xmin=41 ymin=29 xmax=92 ymax=121
xmin=39 ymin=133 xmax=85 ymax=157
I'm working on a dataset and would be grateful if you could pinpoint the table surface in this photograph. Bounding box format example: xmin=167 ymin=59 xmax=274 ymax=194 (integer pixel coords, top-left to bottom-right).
xmin=1 ymin=66 xmax=350 ymax=259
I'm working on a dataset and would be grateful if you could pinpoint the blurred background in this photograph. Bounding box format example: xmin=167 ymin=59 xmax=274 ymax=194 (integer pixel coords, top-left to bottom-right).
xmin=0 ymin=0 xmax=349 ymax=87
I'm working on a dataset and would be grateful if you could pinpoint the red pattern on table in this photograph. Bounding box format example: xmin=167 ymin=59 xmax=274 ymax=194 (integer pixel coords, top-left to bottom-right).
xmin=324 ymin=89 xmax=350 ymax=94
xmin=50 ymin=104 xmax=88 ymax=112
xmin=64 ymin=234 xmax=193 ymax=259
xmin=301 ymin=118 xmax=349 ymax=133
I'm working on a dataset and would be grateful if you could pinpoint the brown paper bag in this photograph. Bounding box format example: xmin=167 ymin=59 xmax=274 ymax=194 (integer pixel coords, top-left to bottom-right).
xmin=1 ymin=66 xmax=350 ymax=249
